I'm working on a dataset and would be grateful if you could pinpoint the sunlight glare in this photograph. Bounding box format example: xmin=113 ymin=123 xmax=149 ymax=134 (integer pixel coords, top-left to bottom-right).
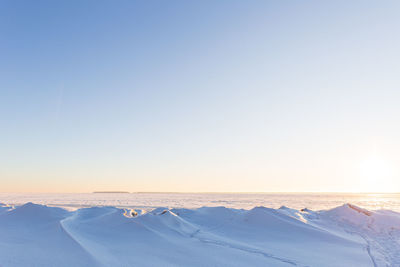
xmin=358 ymin=155 xmax=396 ymax=192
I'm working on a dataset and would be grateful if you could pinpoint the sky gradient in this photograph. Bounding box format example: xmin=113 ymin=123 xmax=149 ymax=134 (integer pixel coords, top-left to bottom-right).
xmin=1 ymin=0 xmax=400 ymax=193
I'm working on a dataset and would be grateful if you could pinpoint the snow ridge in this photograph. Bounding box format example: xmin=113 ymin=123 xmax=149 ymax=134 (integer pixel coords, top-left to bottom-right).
xmin=0 ymin=203 xmax=398 ymax=267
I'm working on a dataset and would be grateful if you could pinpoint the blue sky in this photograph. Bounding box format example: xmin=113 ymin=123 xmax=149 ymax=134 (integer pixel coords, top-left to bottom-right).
xmin=1 ymin=1 xmax=400 ymax=192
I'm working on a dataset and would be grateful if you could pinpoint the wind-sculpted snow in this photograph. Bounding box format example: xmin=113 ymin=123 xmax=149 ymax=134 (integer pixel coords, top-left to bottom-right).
xmin=0 ymin=203 xmax=398 ymax=266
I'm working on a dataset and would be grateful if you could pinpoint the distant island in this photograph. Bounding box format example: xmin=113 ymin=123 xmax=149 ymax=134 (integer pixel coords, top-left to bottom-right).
xmin=93 ymin=191 xmax=130 ymax=193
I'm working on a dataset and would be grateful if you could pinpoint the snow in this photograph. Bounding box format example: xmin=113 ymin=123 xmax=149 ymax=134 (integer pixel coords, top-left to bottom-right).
xmin=1 ymin=192 xmax=399 ymax=211
xmin=0 ymin=202 xmax=398 ymax=266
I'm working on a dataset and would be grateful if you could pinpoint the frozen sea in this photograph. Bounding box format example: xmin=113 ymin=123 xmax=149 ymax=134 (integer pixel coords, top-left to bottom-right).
xmin=0 ymin=192 xmax=399 ymax=211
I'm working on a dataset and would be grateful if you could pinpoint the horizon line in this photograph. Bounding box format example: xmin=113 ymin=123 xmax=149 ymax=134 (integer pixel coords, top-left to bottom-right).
xmin=1 ymin=191 xmax=399 ymax=194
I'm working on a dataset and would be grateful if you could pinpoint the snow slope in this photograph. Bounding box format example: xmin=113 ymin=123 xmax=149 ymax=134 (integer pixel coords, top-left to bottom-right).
xmin=0 ymin=202 xmax=398 ymax=267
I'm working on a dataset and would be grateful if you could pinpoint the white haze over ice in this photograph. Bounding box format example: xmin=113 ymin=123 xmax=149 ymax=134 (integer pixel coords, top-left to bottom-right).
xmin=0 ymin=194 xmax=399 ymax=266
xmin=0 ymin=192 xmax=399 ymax=211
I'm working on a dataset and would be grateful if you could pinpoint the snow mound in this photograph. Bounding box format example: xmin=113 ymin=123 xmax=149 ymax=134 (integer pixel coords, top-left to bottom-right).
xmin=319 ymin=203 xmax=400 ymax=266
xmin=0 ymin=202 xmax=398 ymax=266
xmin=0 ymin=203 xmax=99 ymax=267
xmin=321 ymin=203 xmax=400 ymax=232
xmin=7 ymin=202 xmax=69 ymax=220
xmin=138 ymin=209 xmax=199 ymax=237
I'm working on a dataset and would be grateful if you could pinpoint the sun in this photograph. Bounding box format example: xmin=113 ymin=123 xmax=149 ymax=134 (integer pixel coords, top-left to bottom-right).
xmin=358 ymin=155 xmax=396 ymax=193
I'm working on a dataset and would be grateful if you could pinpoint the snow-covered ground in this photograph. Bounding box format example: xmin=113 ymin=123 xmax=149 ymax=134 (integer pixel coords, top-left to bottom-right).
xmin=0 ymin=202 xmax=399 ymax=266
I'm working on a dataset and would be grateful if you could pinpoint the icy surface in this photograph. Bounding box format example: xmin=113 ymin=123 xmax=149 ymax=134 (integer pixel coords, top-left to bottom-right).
xmin=0 ymin=192 xmax=399 ymax=211
xmin=0 ymin=202 xmax=399 ymax=266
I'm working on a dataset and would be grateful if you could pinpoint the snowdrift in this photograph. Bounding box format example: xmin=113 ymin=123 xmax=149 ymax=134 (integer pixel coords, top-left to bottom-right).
xmin=0 ymin=202 xmax=398 ymax=266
